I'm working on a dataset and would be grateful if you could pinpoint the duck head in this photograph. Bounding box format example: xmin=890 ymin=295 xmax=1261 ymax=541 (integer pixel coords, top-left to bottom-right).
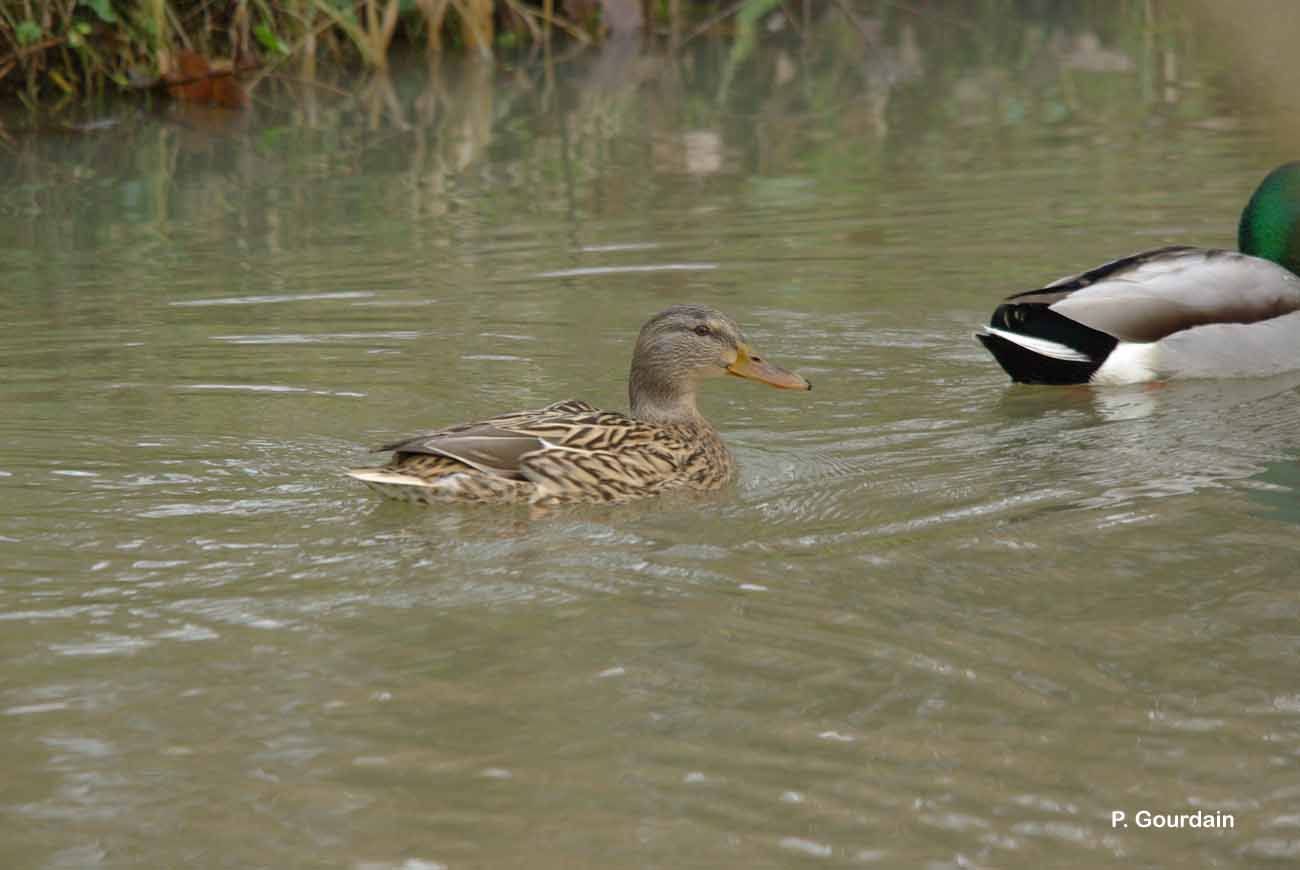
xmin=1239 ymin=161 xmax=1300 ymax=276
xmin=628 ymin=304 xmax=811 ymax=423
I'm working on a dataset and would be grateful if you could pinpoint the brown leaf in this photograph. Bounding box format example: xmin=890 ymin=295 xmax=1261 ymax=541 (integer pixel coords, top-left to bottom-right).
xmin=163 ymin=49 xmax=247 ymax=109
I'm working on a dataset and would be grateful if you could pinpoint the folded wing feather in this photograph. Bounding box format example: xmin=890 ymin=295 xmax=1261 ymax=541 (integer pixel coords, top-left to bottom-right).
xmin=1033 ymin=248 xmax=1300 ymax=343
xmin=375 ymin=399 xmax=609 ymax=481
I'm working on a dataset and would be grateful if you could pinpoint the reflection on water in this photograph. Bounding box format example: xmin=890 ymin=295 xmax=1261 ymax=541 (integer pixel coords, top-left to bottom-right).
xmin=1249 ymin=458 xmax=1300 ymax=525
xmin=4 ymin=4 xmax=1300 ymax=869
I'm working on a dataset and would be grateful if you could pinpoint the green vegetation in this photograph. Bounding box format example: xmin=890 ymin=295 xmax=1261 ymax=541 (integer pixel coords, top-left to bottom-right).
xmin=0 ymin=0 xmax=1215 ymax=115
xmin=0 ymin=0 xmax=770 ymax=105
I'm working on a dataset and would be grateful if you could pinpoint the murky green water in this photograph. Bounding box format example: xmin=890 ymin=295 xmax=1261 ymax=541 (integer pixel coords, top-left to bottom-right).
xmin=5 ymin=6 xmax=1300 ymax=868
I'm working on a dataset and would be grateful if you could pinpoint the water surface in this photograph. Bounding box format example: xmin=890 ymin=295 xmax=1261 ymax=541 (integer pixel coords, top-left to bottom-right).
xmin=4 ymin=6 xmax=1300 ymax=868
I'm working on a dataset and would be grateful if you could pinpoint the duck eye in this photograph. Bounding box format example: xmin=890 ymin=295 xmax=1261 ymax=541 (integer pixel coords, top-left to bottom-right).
xmin=693 ymin=324 xmax=712 ymax=337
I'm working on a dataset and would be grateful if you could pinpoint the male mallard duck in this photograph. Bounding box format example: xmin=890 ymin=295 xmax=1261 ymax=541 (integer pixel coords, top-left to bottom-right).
xmin=976 ymin=162 xmax=1300 ymax=385
xmin=348 ymin=304 xmax=811 ymax=506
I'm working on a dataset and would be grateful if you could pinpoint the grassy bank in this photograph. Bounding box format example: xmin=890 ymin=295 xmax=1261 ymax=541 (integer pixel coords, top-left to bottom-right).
xmin=0 ymin=0 xmax=791 ymax=105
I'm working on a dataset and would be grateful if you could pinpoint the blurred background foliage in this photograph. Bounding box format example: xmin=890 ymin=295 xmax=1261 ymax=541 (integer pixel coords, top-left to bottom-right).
xmin=0 ymin=0 xmax=1217 ymax=108
xmin=4 ymin=0 xmax=1287 ymax=278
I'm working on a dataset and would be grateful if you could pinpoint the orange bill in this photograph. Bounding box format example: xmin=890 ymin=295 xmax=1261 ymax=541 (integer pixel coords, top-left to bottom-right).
xmin=725 ymin=344 xmax=812 ymax=390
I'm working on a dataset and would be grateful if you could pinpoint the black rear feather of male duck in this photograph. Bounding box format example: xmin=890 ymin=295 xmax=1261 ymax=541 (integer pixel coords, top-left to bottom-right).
xmin=977 ymin=305 xmax=1116 ymax=385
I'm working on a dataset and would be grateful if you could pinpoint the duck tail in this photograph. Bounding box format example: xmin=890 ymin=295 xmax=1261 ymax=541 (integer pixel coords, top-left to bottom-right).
xmin=975 ymin=304 xmax=1116 ymax=385
xmin=345 ymin=467 xmax=442 ymax=503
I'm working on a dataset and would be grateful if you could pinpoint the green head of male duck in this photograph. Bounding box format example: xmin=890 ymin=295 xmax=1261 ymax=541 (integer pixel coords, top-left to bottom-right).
xmin=1238 ymin=161 xmax=1300 ymax=276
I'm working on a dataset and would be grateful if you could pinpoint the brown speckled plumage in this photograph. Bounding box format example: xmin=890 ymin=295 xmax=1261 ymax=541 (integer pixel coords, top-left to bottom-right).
xmin=348 ymin=306 xmax=810 ymax=506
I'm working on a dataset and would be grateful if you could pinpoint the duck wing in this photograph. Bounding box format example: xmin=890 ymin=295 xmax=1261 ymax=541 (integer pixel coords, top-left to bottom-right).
xmin=1009 ymin=246 xmax=1300 ymax=342
xmin=377 ymin=399 xmax=606 ymax=479
xmin=378 ymin=400 xmax=670 ymax=486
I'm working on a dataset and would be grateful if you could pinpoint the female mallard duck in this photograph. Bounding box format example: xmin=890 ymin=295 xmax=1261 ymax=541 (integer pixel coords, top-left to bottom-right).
xmin=976 ymin=162 xmax=1300 ymax=385
xmin=348 ymin=305 xmax=811 ymax=506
